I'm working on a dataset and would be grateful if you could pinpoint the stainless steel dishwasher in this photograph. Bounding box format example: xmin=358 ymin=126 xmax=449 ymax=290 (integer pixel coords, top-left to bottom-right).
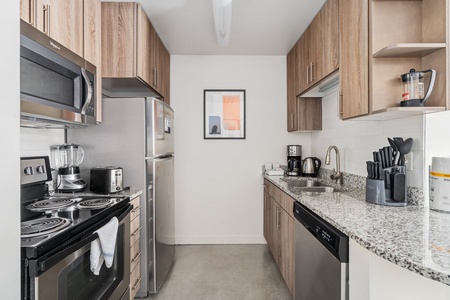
xmin=293 ymin=201 xmax=349 ymax=300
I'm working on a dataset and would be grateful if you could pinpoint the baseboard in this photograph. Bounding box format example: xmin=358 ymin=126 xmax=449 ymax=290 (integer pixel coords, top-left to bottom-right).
xmin=175 ymin=235 xmax=267 ymax=245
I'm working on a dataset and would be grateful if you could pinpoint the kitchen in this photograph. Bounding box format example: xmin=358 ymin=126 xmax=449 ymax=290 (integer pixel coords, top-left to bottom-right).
xmin=3 ymin=0 xmax=450 ymax=299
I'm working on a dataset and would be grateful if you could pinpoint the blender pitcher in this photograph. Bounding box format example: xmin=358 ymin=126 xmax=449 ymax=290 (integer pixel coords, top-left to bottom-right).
xmin=400 ymin=68 xmax=436 ymax=107
xmin=58 ymin=144 xmax=85 ymax=167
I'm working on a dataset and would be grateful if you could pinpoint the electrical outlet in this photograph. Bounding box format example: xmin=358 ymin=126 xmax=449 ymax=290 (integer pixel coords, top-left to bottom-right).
xmin=405 ymin=152 xmax=413 ymax=171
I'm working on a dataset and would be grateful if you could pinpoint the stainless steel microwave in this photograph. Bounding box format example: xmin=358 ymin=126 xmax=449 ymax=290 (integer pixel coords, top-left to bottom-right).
xmin=20 ymin=20 xmax=97 ymax=128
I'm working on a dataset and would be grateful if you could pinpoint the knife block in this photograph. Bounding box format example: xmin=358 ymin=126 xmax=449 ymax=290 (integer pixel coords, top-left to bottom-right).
xmin=366 ymin=166 xmax=407 ymax=207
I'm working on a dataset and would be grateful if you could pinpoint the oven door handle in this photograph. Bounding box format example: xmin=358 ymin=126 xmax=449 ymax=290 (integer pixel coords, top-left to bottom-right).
xmin=29 ymin=204 xmax=132 ymax=277
xmin=29 ymin=232 xmax=99 ymax=277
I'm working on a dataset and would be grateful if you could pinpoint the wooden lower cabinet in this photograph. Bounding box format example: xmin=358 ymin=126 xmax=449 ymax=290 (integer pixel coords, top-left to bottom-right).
xmin=129 ymin=195 xmax=142 ymax=299
xmin=263 ymin=179 xmax=294 ymax=294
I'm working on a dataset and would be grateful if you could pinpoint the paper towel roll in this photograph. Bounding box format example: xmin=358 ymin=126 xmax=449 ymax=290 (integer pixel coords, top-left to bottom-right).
xmin=430 ymin=157 xmax=450 ymax=213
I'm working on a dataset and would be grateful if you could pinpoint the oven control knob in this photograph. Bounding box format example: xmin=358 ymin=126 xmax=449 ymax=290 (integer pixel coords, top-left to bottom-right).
xmin=36 ymin=165 xmax=46 ymax=174
xmin=23 ymin=167 xmax=34 ymax=175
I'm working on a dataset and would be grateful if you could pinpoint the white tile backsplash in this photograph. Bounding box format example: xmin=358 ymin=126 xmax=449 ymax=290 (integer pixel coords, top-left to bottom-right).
xmin=20 ymin=128 xmax=65 ymax=157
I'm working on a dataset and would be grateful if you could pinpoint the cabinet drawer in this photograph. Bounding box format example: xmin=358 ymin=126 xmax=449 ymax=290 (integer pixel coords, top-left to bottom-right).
xmin=279 ymin=191 xmax=295 ymax=218
xmin=130 ymin=216 xmax=141 ymax=246
xmin=130 ymin=262 xmax=141 ymax=300
xmin=130 ymin=197 xmax=141 ymax=221
xmin=130 ymin=238 xmax=141 ymax=271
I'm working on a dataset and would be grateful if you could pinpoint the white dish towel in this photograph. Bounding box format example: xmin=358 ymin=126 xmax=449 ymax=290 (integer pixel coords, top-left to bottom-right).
xmin=90 ymin=216 xmax=119 ymax=275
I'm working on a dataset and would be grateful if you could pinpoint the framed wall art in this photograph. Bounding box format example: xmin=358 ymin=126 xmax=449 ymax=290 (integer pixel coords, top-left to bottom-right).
xmin=203 ymin=89 xmax=246 ymax=139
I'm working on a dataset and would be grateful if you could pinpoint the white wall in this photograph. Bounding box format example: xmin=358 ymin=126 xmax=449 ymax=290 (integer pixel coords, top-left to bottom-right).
xmin=311 ymin=90 xmax=425 ymax=188
xmin=21 ymin=128 xmax=65 ymax=157
xmin=1 ymin=2 xmax=20 ymax=298
xmin=171 ymin=55 xmax=311 ymax=244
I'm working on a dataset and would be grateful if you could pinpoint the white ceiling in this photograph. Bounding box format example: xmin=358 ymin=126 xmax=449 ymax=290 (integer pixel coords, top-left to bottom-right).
xmin=103 ymin=0 xmax=326 ymax=55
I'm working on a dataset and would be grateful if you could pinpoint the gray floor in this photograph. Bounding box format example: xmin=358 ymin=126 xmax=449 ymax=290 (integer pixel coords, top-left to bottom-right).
xmin=143 ymin=244 xmax=292 ymax=300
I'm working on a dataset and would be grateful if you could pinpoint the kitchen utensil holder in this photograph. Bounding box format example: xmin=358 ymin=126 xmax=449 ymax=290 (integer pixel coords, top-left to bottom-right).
xmin=366 ymin=166 xmax=407 ymax=207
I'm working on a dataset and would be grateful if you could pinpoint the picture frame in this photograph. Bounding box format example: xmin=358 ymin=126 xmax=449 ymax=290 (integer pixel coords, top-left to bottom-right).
xmin=203 ymin=89 xmax=246 ymax=139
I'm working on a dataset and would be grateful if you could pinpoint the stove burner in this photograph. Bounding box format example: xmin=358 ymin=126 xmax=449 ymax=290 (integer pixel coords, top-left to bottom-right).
xmin=26 ymin=197 xmax=76 ymax=211
xmin=78 ymin=198 xmax=114 ymax=210
xmin=21 ymin=217 xmax=72 ymax=238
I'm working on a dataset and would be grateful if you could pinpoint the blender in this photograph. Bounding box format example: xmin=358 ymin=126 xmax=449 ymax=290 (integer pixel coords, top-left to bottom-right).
xmin=50 ymin=144 xmax=87 ymax=192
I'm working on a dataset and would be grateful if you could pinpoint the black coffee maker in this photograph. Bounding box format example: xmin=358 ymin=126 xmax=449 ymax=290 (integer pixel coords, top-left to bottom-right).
xmin=286 ymin=145 xmax=302 ymax=176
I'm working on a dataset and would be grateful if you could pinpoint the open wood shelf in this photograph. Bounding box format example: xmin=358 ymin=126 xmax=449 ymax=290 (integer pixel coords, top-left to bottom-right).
xmin=373 ymin=43 xmax=446 ymax=58
xmin=351 ymin=106 xmax=445 ymax=121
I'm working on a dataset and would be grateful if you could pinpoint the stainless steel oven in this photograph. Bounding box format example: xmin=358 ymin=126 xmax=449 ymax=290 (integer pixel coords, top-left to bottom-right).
xmin=20 ymin=20 xmax=96 ymax=128
xmin=21 ymin=156 xmax=131 ymax=300
xmin=28 ymin=206 xmax=131 ymax=300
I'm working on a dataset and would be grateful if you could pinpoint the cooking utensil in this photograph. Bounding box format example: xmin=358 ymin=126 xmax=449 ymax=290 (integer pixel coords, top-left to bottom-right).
xmin=383 ymin=147 xmax=391 ymax=167
xmin=387 ymin=138 xmax=398 ymax=164
xmin=397 ymin=138 xmax=414 ymax=166
xmin=379 ymin=149 xmax=386 ymax=168
xmin=393 ymin=137 xmax=404 ymax=165
xmin=387 ymin=146 xmax=393 ymax=167
xmin=366 ymin=161 xmax=371 ymax=178
xmin=378 ymin=163 xmax=384 ymax=181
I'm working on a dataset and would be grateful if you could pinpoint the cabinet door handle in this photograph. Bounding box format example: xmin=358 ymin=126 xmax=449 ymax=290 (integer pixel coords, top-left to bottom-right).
xmin=132 ymin=226 xmax=142 ymax=236
xmin=339 ymin=91 xmax=344 ymax=118
xmin=28 ymin=0 xmax=34 ymax=26
xmin=43 ymin=4 xmax=50 ymax=36
xmin=131 ymin=206 xmax=140 ymax=213
xmin=132 ymin=250 xmax=142 ymax=263
xmin=306 ymin=65 xmax=309 ymax=84
xmin=275 ymin=207 xmax=281 ymax=228
xmin=153 ymin=67 xmax=157 ymax=87
xmin=311 ymin=62 xmax=315 ymax=82
xmin=278 ymin=207 xmax=282 ymax=228
xmin=132 ymin=276 xmax=143 ymax=290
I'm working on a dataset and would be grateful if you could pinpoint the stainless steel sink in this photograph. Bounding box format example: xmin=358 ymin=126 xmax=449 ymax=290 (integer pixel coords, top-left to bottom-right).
xmin=280 ymin=178 xmax=340 ymax=193
xmin=281 ymin=178 xmax=321 ymax=187
xmin=293 ymin=186 xmax=339 ymax=193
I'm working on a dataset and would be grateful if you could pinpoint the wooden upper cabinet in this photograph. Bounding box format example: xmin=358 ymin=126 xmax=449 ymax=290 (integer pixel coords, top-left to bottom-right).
xmin=295 ymin=29 xmax=310 ymax=95
xmin=102 ymin=2 xmax=170 ymax=99
xmin=295 ymin=0 xmax=339 ymax=96
xmin=318 ymin=0 xmax=339 ymax=79
xmin=136 ymin=4 xmax=153 ymax=87
xmin=102 ymin=2 xmax=136 ymax=78
xmin=339 ymin=0 xmax=369 ymax=119
xmin=35 ymin=0 xmax=84 ymax=57
xmin=340 ymin=0 xmax=448 ymax=120
xmin=287 ymin=47 xmax=298 ymax=131
xmin=20 ymin=0 xmax=35 ymax=27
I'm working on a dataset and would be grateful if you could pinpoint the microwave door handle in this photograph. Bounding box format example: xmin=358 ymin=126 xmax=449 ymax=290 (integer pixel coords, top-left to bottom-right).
xmin=81 ymin=68 xmax=93 ymax=115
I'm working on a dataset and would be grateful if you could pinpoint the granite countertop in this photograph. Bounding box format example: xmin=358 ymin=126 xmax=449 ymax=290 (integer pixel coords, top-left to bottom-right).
xmin=264 ymin=175 xmax=450 ymax=286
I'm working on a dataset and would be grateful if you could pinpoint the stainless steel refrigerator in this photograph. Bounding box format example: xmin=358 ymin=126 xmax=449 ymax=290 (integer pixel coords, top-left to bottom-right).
xmin=68 ymin=97 xmax=175 ymax=296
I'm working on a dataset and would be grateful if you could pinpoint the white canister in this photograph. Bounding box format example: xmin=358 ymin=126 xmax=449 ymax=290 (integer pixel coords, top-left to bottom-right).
xmin=429 ymin=157 xmax=450 ymax=212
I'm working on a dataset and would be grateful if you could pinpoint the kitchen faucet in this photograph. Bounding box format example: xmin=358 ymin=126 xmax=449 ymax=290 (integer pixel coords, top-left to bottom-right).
xmin=325 ymin=145 xmax=342 ymax=184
